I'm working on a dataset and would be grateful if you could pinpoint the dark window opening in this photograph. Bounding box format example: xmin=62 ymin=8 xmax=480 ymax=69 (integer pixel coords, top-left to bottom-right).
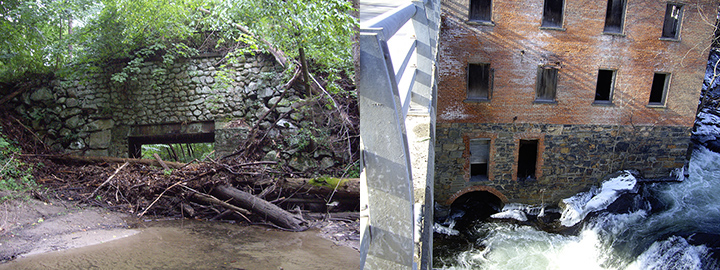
xmin=594 ymin=69 xmax=615 ymax=103
xmin=535 ymin=66 xmax=558 ymax=102
xmin=469 ymin=138 xmax=490 ymax=181
xmin=662 ymin=3 xmax=683 ymax=39
xmin=469 ymin=0 xmax=492 ymax=22
xmin=517 ymin=140 xmax=538 ymax=180
xmin=542 ymin=0 xmax=564 ymax=28
xmin=649 ymin=73 xmax=669 ymax=105
xmin=467 ymin=63 xmax=492 ymax=100
xmin=604 ymin=0 xmax=626 ymax=33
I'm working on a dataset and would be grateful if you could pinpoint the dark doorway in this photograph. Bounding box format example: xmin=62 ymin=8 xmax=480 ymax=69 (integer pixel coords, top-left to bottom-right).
xmin=517 ymin=139 xmax=538 ymax=180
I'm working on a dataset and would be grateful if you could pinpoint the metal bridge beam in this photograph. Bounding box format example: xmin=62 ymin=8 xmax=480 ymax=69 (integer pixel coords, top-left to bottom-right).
xmin=359 ymin=1 xmax=440 ymax=269
xmin=358 ymin=29 xmax=415 ymax=269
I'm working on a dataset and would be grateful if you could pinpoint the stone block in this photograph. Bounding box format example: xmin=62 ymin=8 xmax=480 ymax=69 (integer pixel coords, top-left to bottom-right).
xmin=30 ymin=88 xmax=54 ymax=102
xmin=86 ymin=119 xmax=114 ymax=132
xmin=87 ymin=130 xmax=111 ymax=149
xmin=84 ymin=149 xmax=109 ymax=157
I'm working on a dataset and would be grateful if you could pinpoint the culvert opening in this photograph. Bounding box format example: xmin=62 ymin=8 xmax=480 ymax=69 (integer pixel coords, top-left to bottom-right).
xmin=448 ymin=191 xmax=504 ymax=231
xmin=129 ymin=133 xmax=215 ymax=163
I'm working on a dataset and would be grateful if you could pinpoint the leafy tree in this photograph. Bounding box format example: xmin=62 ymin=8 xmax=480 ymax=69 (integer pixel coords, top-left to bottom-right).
xmin=1 ymin=0 xmax=357 ymax=92
xmin=0 ymin=0 xmax=95 ymax=80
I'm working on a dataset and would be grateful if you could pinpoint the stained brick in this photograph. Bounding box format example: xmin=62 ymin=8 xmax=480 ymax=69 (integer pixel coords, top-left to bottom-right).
xmin=435 ymin=0 xmax=715 ymax=205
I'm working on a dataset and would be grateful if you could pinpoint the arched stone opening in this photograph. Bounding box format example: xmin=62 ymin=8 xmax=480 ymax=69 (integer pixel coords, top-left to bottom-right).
xmin=440 ymin=186 xmax=507 ymax=231
xmin=445 ymin=185 xmax=508 ymax=206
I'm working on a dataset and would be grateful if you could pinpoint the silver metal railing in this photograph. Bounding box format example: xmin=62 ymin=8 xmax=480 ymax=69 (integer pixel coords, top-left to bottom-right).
xmin=359 ymin=0 xmax=439 ymax=269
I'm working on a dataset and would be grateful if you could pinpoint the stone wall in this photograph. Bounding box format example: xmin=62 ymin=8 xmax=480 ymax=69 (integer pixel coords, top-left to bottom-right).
xmin=10 ymin=53 xmax=317 ymax=162
xmin=434 ymin=122 xmax=691 ymax=205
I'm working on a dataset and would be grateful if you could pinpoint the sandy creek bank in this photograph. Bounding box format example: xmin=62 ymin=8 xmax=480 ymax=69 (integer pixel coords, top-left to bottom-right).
xmin=0 ymin=197 xmax=359 ymax=269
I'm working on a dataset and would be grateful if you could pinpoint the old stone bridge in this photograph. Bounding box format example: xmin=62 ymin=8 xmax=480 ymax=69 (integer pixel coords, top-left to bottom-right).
xmin=11 ymin=53 xmax=300 ymax=160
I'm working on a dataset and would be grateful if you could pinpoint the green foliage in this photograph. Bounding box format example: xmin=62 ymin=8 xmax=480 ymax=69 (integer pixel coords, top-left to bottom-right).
xmin=203 ymin=0 xmax=357 ymax=82
xmin=0 ymin=0 xmax=96 ymax=81
xmin=0 ymin=128 xmax=37 ymax=196
xmin=310 ymin=176 xmax=347 ymax=188
xmin=286 ymin=124 xmax=331 ymax=152
xmin=343 ymin=161 xmax=360 ymax=178
xmin=141 ymin=143 xmax=214 ymax=163
xmin=2 ymin=0 xmax=356 ymax=88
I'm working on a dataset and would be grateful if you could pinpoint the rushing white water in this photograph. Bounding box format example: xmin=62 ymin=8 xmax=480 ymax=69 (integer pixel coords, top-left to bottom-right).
xmin=438 ymin=146 xmax=720 ymax=270
xmin=560 ymin=171 xmax=638 ymax=227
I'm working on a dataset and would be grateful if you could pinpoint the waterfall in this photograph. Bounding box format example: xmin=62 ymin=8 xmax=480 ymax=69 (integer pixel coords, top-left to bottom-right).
xmin=435 ymin=146 xmax=720 ymax=269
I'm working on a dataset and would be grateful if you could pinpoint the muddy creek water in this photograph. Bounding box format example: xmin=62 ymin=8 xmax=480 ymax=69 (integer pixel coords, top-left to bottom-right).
xmin=0 ymin=219 xmax=359 ymax=270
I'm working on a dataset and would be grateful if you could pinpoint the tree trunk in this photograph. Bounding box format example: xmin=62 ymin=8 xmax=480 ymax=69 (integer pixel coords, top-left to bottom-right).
xmin=278 ymin=177 xmax=359 ymax=198
xmin=213 ymin=185 xmax=306 ymax=231
xmin=47 ymin=154 xmax=190 ymax=169
xmin=299 ymin=46 xmax=311 ymax=98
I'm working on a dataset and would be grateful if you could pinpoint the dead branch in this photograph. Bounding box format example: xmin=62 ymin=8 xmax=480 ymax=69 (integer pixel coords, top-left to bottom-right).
xmin=0 ymin=87 xmax=27 ymax=105
xmin=279 ymin=178 xmax=360 ymax=198
xmin=153 ymin=153 xmax=171 ymax=171
xmin=87 ymin=162 xmax=129 ymax=200
xmin=213 ymin=185 xmax=306 ymax=231
xmin=47 ymin=155 xmax=191 ymax=169
xmin=9 ymin=116 xmax=48 ymax=151
xmin=138 ymin=180 xmax=184 ymax=217
xmin=189 ymin=192 xmax=252 ymax=222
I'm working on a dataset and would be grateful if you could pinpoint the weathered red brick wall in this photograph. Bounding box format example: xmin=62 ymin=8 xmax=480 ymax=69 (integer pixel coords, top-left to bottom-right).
xmin=435 ymin=0 xmax=716 ymax=205
xmin=438 ymin=0 xmax=714 ymax=126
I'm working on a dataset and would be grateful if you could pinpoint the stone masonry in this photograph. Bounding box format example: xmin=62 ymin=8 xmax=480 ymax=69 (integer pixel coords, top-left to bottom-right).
xmin=435 ymin=122 xmax=691 ymax=204
xmin=11 ymin=53 xmax=309 ymax=159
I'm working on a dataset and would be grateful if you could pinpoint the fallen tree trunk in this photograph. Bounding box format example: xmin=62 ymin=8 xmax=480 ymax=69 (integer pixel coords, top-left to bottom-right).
xmin=278 ymin=177 xmax=360 ymax=198
xmin=213 ymin=185 xmax=306 ymax=231
xmin=190 ymin=191 xmax=252 ymax=216
xmin=47 ymin=155 xmax=190 ymax=169
xmin=304 ymin=212 xmax=360 ymax=221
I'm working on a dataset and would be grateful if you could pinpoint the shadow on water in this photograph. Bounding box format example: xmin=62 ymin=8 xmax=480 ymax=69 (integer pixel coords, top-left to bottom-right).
xmin=433 ymin=191 xmax=504 ymax=267
xmin=0 ymin=219 xmax=359 ymax=270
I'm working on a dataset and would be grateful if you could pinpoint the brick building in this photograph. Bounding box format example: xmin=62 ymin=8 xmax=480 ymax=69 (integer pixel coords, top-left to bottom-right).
xmin=435 ymin=0 xmax=717 ymax=205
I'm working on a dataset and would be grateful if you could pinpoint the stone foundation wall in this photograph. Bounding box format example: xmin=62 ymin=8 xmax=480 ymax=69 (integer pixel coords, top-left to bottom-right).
xmin=9 ymin=53 xmax=304 ymax=158
xmin=434 ymin=122 xmax=691 ymax=205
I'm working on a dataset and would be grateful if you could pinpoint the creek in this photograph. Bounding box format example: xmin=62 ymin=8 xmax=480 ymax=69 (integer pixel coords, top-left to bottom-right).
xmin=434 ymin=146 xmax=720 ymax=269
xmin=0 ymin=219 xmax=358 ymax=270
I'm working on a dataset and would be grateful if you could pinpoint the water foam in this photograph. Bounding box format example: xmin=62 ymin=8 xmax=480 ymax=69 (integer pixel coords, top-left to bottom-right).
xmin=559 ymin=171 xmax=637 ymax=227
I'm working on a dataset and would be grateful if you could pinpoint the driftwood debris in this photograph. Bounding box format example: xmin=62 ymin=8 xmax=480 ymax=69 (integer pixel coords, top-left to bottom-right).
xmin=189 ymin=191 xmax=252 ymax=216
xmin=213 ymin=185 xmax=306 ymax=231
xmin=47 ymin=155 xmax=190 ymax=169
xmin=34 ymin=154 xmax=357 ymax=231
xmin=153 ymin=153 xmax=171 ymax=171
xmin=87 ymin=161 xmax=129 ymax=200
xmin=279 ymin=177 xmax=359 ymax=198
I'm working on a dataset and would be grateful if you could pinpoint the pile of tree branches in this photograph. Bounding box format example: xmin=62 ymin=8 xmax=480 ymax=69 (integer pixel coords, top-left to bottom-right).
xmin=31 ymin=153 xmax=358 ymax=231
